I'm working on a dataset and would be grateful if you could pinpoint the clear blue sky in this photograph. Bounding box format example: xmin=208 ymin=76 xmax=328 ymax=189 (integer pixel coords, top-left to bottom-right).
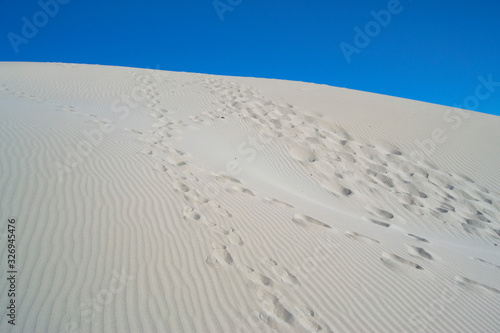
xmin=1 ymin=0 xmax=499 ymax=116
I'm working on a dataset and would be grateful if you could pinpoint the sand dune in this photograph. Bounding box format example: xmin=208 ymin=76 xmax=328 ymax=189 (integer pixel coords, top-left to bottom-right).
xmin=1 ymin=62 xmax=499 ymax=332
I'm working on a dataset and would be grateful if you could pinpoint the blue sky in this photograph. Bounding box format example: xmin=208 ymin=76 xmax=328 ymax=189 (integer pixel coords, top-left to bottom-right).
xmin=1 ymin=0 xmax=499 ymax=116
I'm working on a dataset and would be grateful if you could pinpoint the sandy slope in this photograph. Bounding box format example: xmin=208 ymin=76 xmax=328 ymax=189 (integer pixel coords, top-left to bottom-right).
xmin=0 ymin=62 xmax=499 ymax=332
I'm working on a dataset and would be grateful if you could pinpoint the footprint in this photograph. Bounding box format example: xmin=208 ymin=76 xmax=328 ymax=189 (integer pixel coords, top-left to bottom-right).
xmin=406 ymin=185 xmax=428 ymax=199
xmin=381 ymin=252 xmax=423 ymax=270
xmin=367 ymin=205 xmax=394 ymax=219
xmin=188 ymin=115 xmax=205 ymax=123
xmin=437 ymin=202 xmax=455 ymax=213
xmin=182 ymin=206 xmax=201 ymax=221
xmin=227 ymin=230 xmax=244 ymax=246
xmin=473 ymin=258 xmax=500 ymax=269
xmin=263 ymin=197 xmax=294 ymax=209
xmin=292 ymin=214 xmax=331 ymax=229
xmin=210 ymin=242 xmax=234 ymax=265
xmin=173 ymin=181 xmax=190 ymax=193
xmin=461 ymin=223 xmax=482 ymax=236
xmin=463 ymin=218 xmax=489 ymax=229
xmin=216 ymin=174 xmax=242 ymax=184
xmin=153 ymin=162 xmax=167 ymax=172
xmin=455 ymin=276 xmax=500 ymax=294
xmin=166 ymin=155 xmax=188 ymax=166
xmin=228 ymin=185 xmax=255 ymax=196
xmin=345 ymin=231 xmax=380 ymax=244
xmin=366 ymin=162 xmax=388 ymax=174
xmin=58 ymin=105 xmax=77 ymax=113
xmin=207 ymin=201 xmax=232 ymax=218
xmin=405 ymin=245 xmax=433 ymax=260
xmin=211 ymin=226 xmax=243 ymax=245
xmin=125 ymin=128 xmax=143 ymax=134
xmin=374 ymin=173 xmax=395 ymax=188
xmin=237 ymin=264 xmax=273 ymax=287
xmin=184 ymin=189 xmax=209 ymax=204
xmin=403 ymin=204 xmax=425 ymax=216
xmin=467 ymin=210 xmax=491 ymax=223
xmin=256 ymin=287 xmax=295 ymax=324
xmin=407 ymin=234 xmax=430 ymax=243
xmin=264 ymin=258 xmax=301 ymax=286
xmin=295 ymin=306 xmax=329 ymax=333
xmin=289 ymin=145 xmax=317 ymax=162
xmin=459 ymin=175 xmax=475 ymax=184
xmin=339 ymin=152 xmax=356 ymax=164
xmin=327 ymin=125 xmax=352 ymax=141
xmin=322 ymin=182 xmax=353 ymax=197
xmin=377 ymin=142 xmax=403 ymax=156
xmin=369 ymin=219 xmax=391 ymax=228
xmin=182 ymin=206 xmax=213 ymax=227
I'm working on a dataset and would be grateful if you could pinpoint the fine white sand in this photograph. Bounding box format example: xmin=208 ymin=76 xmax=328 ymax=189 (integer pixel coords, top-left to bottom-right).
xmin=0 ymin=62 xmax=499 ymax=332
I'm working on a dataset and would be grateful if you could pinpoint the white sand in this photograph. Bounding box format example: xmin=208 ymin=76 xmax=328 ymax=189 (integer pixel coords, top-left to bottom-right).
xmin=0 ymin=62 xmax=499 ymax=332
